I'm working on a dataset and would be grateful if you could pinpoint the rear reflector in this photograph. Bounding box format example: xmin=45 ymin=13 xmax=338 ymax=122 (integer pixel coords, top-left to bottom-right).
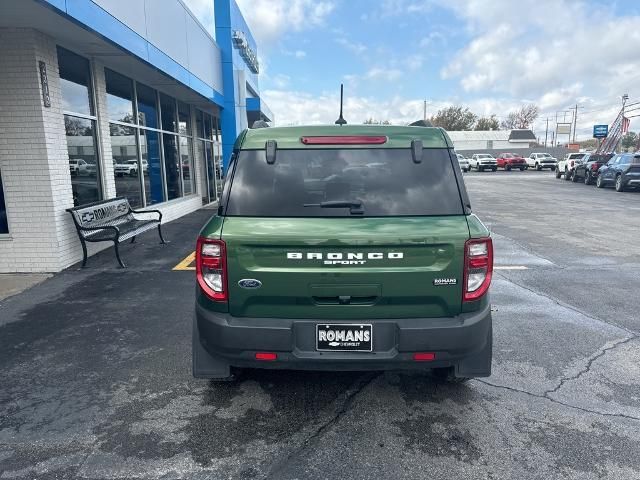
xmin=413 ymin=352 xmax=436 ymax=361
xmin=255 ymin=352 xmax=277 ymax=361
xmin=300 ymin=135 xmax=387 ymax=145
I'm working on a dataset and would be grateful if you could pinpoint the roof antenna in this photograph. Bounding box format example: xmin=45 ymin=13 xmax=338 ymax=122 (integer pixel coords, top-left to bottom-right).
xmin=335 ymin=83 xmax=347 ymax=126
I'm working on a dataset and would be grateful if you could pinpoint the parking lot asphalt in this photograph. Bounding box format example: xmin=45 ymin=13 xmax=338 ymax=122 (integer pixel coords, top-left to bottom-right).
xmin=1 ymin=171 xmax=640 ymax=480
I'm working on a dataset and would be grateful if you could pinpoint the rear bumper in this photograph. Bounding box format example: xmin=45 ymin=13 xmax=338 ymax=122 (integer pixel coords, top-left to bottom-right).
xmin=194 ymin=301 xmax=492 ymax=374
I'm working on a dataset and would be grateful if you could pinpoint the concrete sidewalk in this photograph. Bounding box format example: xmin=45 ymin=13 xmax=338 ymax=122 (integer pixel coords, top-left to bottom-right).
xmin=0 ymin=208 xmax=211 ymax=327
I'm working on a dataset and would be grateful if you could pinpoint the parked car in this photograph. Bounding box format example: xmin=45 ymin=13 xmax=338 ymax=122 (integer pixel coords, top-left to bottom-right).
xmin=496 ymin=153 xmax=527 ymax=171
xmin=114 ymin=160 xmax=137 ymax=177
xmin=573 ymin=154 xmax=611 ymax=185
xmin=596 ymin=153 xmax=640 ymax=191
xmin=114 ymin=159 xmax=148 ymax=177
xmin=470 ymin=154 xmax=497 ymax=172
xmin=527 ymin=152 xmax=557 ymax=171
xmin=69 ymin=159 xmax=90 ymax=176
xmin=83 ymin=162 xmax=97 ymax=177
xmin=193 ymin=125 xmax=494 ymax=383
xmin=556 ymin=152 xmax=586 ymax=180
xmin=456 ymin=153 xmax=470 ymax=172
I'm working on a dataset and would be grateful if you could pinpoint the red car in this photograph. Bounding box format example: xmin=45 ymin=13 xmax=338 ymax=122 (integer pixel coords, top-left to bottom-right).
xmin=496 ymin=153 xmax=527 ymax=171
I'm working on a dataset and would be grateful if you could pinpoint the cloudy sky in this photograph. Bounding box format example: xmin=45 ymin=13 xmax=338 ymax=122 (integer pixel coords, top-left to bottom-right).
xmin=228 ymin=0 xmax=640 ymax=140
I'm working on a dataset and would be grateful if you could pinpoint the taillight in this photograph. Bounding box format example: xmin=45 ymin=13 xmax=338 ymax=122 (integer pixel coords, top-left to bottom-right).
xmin=570 ymin=160 xmax=575 ymax=167
xmin=196 ymin=237 xmax=228 ymax=302
xmin=463 ymin=238 xmax=493 ymax=302
xmin=591 ymin=163 xmax=600 ymax=171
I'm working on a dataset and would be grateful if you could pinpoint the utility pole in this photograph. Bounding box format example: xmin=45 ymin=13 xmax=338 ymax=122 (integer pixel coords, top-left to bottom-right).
xmin=572 ymin=104 xmax=578 ymax=143
xmin=544 ymin=118 xmax=549 ymax=147
xmin=423 ymin=100 xmax=427 ymax=121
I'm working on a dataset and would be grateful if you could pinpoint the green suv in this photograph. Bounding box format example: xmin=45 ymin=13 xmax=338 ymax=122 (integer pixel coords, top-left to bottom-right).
xmin=193 ymin=125 xmax=493 ymax=382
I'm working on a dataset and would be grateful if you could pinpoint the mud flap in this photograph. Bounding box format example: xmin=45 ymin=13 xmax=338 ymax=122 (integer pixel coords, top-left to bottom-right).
xmin=455 ymin=320 xmax=493 ymax=378
xmin=192 ymin=315 xmax=233 ymax=379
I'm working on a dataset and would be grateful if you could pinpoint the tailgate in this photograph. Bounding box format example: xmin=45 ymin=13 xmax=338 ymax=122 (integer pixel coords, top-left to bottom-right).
xmin=222 ymin=216 xmax=469 ymax=319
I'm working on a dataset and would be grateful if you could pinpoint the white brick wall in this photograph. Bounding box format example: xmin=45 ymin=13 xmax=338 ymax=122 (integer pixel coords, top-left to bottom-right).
xmin=0 ymin=28 xmax=72 ymax=273
xmin=0 ymin=28 xmax=205 ymax=273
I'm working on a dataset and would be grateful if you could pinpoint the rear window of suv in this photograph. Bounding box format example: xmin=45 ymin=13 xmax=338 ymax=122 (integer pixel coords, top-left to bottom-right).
xmin=225 ymin=148 xmax=464 ymax=217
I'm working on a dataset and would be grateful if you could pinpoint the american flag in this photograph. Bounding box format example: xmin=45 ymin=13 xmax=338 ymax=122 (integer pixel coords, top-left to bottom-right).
xmin=622 ymin=116 xmax=631 ymax=134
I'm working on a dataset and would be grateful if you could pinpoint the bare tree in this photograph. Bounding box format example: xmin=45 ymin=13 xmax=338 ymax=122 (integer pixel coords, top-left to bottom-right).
xmin=501 ymin=104 xmax=539 ymax=129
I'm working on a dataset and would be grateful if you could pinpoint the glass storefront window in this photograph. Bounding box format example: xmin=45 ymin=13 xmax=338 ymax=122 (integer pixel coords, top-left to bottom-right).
xmin=141 ymin=129 xmax=164 ymax=205
xmin=65 ymin=115 xmax=101 ymax=206
xmin=195 ymin=110 xmax=203 ymax=139
xmin=137 ymin=83 xmax=159 ymax=129
xmin=110 ymin=125 xmax=142 ymax=207
xmin=162 ymin=134 xmax=181 ymax=200
xmin=180 ymin=136 xmax=194 ymax=195
xmin=57 ymin=47 xmax=93 ymax=116
xmin=0 ymin=170 xmax=8 ymax=234
xmin=105 ymin=69 xmax=135 ymax=124
xmin=178 ymin=101 xmax=191 ymax=135
xmin=213 ymin=115 xmax=220 ymax=141
xmin=203 ymin=141 xmax=216 ymax=202
xmin=160 ymin=94 xmax=177 ymax=132
xmin=203 ymin=113 xmax=213 ymax=141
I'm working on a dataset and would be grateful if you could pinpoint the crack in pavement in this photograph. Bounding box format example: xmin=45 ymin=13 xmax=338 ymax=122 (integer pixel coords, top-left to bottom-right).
xmin=264 ymin=372 xmax=380 ymax=480
xmin=544 ymin=336 xmax=638 ymax=395
xmin=475 ymin=376 xmax=640 ymax=422
xmin=495 ymin=271 xmax=639 ymax=337
xmin=477 ymin=333 xmax=640 ymax=421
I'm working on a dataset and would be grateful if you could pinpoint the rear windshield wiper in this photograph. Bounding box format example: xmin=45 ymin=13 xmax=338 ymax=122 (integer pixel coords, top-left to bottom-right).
xmin=303 ymin=200 xmax=364 ymax=214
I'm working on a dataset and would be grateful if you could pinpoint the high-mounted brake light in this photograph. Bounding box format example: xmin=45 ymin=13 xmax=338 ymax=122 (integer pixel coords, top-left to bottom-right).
xmin=300 ymin=135 xmax=387 ymax=145
xmin=463 ymin=238 xmax=493 ymax=302
xmin=196 ymin=237 xmax=228 ymax=302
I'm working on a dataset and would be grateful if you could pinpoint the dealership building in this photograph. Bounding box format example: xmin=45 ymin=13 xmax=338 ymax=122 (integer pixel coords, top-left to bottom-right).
xmin=0 ymin=0 xmax=272 ymax=272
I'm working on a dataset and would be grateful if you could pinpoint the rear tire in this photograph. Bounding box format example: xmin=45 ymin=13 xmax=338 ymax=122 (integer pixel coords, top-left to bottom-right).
xmin=615 ymin=174 xmax=624 ymax=192
xmin=431 ymin=367 xmax=470 ymax=384
xmin=479 ymin=167 xmax=484 ymax=172
xmin=585 ymin=171 xmax=592 ymax=185
xmin=536 ymin=163 xmax=542 ymax=171
xmin=555 ymin=168 xmax=562 ymax=179
xmin=492 ymin=168 xmax=497 ymax=172
xmin=506 ymin=165 xmax=511 ymax=171
xmin=596 ymin=175 xmax=605 ymax=188
xmin=571 ymin=170 xmax=579 ymax=182
xmin=564 ymin=168 xmax=571 ymax=181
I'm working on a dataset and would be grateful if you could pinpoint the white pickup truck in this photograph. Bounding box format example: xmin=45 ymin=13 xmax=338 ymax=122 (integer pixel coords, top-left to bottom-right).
xmin=470 ymin=154 xmax=497 ymax=172
xmin=555 ymin=152 xmax=587 ymax=180
xmin=527 ymin=152 xmax=557 ymax=171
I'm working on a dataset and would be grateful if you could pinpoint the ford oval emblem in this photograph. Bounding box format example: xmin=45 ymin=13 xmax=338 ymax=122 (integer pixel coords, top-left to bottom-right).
xmin=238 ymin=279 xmax=262 ymax=289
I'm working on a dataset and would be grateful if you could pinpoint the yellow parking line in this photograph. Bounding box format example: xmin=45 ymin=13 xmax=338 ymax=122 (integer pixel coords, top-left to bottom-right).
xmin=173 ymin=251 xmax=196 ymax=271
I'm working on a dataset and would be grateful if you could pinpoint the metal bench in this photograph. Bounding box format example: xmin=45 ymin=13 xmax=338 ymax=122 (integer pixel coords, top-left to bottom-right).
xmin=67 ymin=197 xmax=166 ymax=268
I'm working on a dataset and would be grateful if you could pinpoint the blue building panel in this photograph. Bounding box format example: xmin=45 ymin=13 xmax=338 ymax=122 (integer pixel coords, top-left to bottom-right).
xmin=42 ymin=0 xmax=225 ymax=108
